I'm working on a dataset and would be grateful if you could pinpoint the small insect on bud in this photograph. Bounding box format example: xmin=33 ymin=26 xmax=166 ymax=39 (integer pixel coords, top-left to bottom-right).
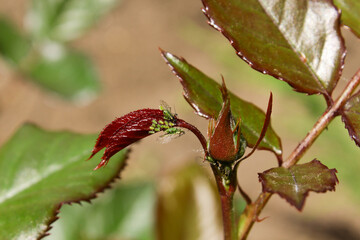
xmin=207 ymin=79 xmax=246 ymax=162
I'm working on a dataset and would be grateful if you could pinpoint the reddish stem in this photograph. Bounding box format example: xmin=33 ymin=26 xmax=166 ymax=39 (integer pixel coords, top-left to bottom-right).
xmin=211 ymin=164 xmax=238 ymax=240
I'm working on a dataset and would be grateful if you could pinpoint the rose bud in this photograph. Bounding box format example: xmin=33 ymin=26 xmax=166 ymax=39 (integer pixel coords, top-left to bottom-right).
xmin=208 ymin=81 xmax=246 ymax=162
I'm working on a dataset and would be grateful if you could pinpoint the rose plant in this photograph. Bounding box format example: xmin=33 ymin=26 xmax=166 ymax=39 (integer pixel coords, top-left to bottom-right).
xmin=1 ymin=0 xmax=360 ymax=239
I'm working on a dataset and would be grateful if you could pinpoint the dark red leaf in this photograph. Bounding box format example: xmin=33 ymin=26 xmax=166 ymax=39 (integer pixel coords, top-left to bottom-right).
xmin=258 ymin=159 xmax=338 ymax=211
xmin=90 ymin=109 xmax=180 ymax=169
xmin=89 ymin=108 xmax=208 ymax=170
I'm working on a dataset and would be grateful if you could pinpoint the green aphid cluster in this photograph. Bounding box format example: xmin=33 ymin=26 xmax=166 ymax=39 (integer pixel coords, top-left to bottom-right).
xmin=148 ymin=119 xmax=183 ymax=136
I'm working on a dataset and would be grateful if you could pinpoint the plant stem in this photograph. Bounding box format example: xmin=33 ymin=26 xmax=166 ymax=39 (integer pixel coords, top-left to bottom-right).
xmin=211 ymin=164 xmax=238 ymax=240
xmin=284 ymin=68 xmax=360 ymax=168
xmin=237 ymin=68 xmax=360 ymax=239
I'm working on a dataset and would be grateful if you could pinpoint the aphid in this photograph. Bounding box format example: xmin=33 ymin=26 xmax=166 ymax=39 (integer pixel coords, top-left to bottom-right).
xmin=158 ymin=128 xmax=185 ymax=144
xmin=165 ymin=127 xmax=184 ymax=135
xmin=160 ymin=100 xmax=177 ymax=121
xmin=152 ymin=101 xmax=185 ymax=142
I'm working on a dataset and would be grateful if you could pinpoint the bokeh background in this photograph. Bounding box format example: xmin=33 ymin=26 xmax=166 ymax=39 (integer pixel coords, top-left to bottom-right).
xmin=0 ymin=0 xmax=360 ymax=239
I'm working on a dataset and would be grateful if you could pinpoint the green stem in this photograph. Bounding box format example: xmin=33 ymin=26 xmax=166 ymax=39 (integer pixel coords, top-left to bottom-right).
xmin=237 ymin=68 xmax=360 ymax=239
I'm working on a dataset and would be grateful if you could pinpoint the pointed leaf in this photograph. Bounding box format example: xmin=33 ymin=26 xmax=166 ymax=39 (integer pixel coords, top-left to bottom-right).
xmin=161 ymin=51 xmax=282 ymax=157
xmin=90 ymin=109 xmax=182 ymax=169
xmin=47 ymin=182 xmax=156 ymax=240
xmin=0 ymin=124 xmax=128 ymax=240
xmin=26 ymin=0 xmax=119 ymax=42
xmin=341 ymin=90 xmax=360 ymax=147
xmin=334 ymin=0 xmax=360 ymax=38
xmin=157 ymin=163 xmax=222 ymax=240
xmin=90 ymin=107 xmax=206 ymax=169
xmin=0 ymin=16 xmax=30 ymax=65
xmin=202 ymin=0 xmax=345 ymax=95
xmin=26 ymin=47 xmax=100 ymax=100
xmin=258 ymin=159 xmax=338 ymax=211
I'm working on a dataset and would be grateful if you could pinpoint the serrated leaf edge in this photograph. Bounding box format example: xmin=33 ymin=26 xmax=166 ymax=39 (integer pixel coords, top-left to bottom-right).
xmin=341 ymin=112 xmax=360 ymax=147
xmin=258 ymin=159 xmax=338 ymax=211
xmin=340 ymin=93 xmax=360 ymax=147
xmin=37 ymin=149 xmax=130 ymax=239
xmin=201 ymin=0 xmax=346 ymax=97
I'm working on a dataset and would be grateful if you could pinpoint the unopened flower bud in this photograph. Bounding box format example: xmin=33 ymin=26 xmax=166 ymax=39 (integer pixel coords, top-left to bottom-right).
xmin=208 ymin=81 xmax=246 ymax=162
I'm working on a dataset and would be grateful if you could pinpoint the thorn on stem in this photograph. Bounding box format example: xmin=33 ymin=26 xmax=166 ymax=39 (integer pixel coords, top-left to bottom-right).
xmin=256 ymin=216 xmax=269 ymax=222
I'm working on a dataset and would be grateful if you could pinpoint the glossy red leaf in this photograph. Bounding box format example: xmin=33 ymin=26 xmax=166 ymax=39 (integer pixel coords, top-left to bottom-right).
xmin=89 ymin=109 xmax=175 ymax=169
xmin=89 ymin=108 xmax=207 ymax=170
xmin=202 ymin=0 xmax=345 ymax=96
xmin=341 ymin=90 xmax=360 ymax=147
xmin=258 ymin=159 xmax=338 ymax=211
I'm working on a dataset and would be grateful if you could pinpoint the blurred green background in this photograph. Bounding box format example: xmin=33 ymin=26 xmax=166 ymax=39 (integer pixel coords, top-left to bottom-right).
xmin=0 ymin=0 xmax=359 ymax=239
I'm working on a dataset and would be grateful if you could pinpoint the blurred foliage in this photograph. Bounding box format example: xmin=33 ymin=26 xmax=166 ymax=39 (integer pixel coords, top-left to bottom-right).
xmin=27 ymin=46 xmax=99 ymax=100
xmin=48 ymin=181 xmax=156 ymax=240
xmin=157 ymin=163 xmax=223 ymax=240
xmin=334 ymin=0 xmax=360 ymax=38
xmin=0 ymin=0 xmax=120 ymax=101
xmin=0 ymin=124 xmax=128 ymax=239
xmin=0 ymin=17 xmax=31 ymax=65
xmin=27 ymin=0 xmax=118 ymax=42
xmin=47 ymin=162 xmax=230 ymax=240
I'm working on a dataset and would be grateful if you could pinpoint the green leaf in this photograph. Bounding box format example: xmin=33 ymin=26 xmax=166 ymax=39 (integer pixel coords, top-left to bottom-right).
xmin=161 ymin=50 xmax=282 ymax=158
xmin=334 ymin=0 xmax=360 ymax=38
xmin=0 ymin=16 xmax=100 ymax=100
xmin=202 ymin=0 xmax=345 ymax=96
xmin=26 ymin=0 xmax=119 ymax=42
xmin=258 ymin=159 xmax=338 ymax=211
xmin=341 ymin=90 xmax=360 ymax=147
xmin=26 ymin=47 xmax=100 ymax=101
xmin=157 ymin=163 xmax=222 ymax=240
xmin=0 ymin=16 xmax=30 ymax=65
xmin=0 ymin=124 xmax=128 ymax=240
xmin=47 ymin=181 xmax=156 ymax=240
